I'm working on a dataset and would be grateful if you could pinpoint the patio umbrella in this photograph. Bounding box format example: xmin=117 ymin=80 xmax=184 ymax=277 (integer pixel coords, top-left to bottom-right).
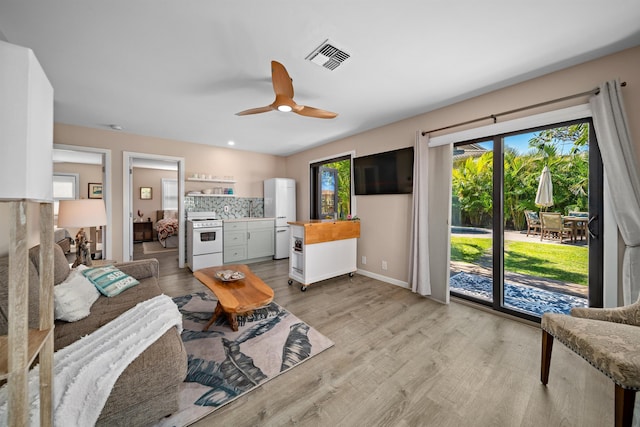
xmin=535 ymin=165 xmax=554 ymax=209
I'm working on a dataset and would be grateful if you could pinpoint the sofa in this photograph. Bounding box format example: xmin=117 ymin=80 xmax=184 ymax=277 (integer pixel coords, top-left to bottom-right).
xmin=0 ymin=243 xmax=187 ymax=426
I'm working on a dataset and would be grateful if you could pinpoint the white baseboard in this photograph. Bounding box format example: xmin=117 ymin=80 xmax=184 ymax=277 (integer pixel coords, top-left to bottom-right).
xmin=357 ymin=269 xmax=409 ymax=289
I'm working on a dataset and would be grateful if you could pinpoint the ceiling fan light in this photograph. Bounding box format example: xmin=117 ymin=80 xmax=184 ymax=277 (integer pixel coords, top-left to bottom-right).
xmin=277 ymin=105 xmax=292 ymax=112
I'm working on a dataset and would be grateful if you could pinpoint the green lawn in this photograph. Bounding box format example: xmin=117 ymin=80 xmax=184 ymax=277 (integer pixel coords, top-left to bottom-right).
xmin=450 ymin=236 xmax=588 ymax=286
xmin=450 ymin=237 xmax=492 ymax=263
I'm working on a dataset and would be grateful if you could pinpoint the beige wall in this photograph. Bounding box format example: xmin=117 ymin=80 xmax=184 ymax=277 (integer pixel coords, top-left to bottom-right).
xmin=54 ymin=162 xmax=102 ymax=199
xmin=285 ymin=45 xmax=640 ymax=284
xmin=50 ymin=126 xmax=287 ymax=260
xmin=132 ymin=167 xmax=177 ymax=228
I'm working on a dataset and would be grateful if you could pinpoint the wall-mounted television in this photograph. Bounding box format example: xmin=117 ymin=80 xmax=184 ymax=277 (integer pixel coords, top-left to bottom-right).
xmin=353 ymin=146 xmax=414 ymax=195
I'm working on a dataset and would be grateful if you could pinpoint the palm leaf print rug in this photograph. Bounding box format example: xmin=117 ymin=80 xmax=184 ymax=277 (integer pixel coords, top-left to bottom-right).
xmin=154 ymin=292 xmax=334 ymax=426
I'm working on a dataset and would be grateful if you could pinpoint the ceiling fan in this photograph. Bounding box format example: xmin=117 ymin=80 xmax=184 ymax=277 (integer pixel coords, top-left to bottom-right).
xmin=235 ymin=61 xmax=338 ymax=119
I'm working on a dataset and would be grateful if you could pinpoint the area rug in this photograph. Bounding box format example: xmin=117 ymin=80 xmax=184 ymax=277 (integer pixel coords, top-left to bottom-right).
xmin=154 ymin=292 xmax=334 ymax=427
xmin=450 ymin=272 xmax=587 ymax=316
xmin=142 ymin=241 xmax=177 ymax=254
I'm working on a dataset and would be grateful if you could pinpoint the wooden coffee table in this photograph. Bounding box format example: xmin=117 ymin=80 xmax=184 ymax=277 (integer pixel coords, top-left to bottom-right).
xmin=193 ymin=264 xmax=274 ymax=331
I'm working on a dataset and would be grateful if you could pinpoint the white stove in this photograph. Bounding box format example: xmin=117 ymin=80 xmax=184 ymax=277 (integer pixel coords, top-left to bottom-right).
xmin=186 ymin=211 xmax=223 ymax=271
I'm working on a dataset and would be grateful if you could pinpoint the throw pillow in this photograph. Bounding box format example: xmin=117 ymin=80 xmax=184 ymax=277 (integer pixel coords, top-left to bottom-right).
xmin=82 ymin=265 xmax=140 ymax=297
xmin=54 ymin=265 xmax=100 ymax=322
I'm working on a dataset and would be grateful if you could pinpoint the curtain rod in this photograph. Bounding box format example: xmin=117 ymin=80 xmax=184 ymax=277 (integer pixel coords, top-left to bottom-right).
xmin=422 ymin=81 xmax=627 ymax=136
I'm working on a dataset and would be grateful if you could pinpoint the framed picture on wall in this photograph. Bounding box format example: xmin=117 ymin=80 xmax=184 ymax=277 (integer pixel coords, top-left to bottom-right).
xmin=88 ymin=183 xmax=103 ymax=199
xmin=140 ymin=187 xmax=152 ymax=200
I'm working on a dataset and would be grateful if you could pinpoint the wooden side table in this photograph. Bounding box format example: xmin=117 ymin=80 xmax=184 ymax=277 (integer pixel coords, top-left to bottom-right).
xmin=133 ymin=221 xmax=154 ymax=242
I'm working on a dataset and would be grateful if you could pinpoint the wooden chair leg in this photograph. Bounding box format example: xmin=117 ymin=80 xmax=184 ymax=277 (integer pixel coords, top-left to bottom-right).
xmin=541 ymin=329 xmax=553 ymax=385
xmin=614 ymin=385 xmax=635 ymax=427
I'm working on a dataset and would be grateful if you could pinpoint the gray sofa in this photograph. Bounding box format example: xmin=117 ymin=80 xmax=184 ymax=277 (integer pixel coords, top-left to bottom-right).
xmin=0 ymin=243 xmax=187 ymax=426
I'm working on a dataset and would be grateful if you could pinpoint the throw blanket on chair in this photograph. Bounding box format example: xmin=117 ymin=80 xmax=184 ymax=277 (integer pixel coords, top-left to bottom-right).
xmin=0 ymin=294 xmax=183 ymax=426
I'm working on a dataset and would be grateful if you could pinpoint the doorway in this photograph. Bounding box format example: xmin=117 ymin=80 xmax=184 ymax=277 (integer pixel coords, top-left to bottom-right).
xmin=53 ymin=144 xmax=113 ymax=260
xmin=449 ymin=119 xmax=603 ymax=321
xmin=123 ymin=152 xmax=185 ymax=268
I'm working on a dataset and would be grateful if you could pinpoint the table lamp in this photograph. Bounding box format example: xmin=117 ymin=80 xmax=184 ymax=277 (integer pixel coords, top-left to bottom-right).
xmin=57 ymin=199 xmax=107 ymax=267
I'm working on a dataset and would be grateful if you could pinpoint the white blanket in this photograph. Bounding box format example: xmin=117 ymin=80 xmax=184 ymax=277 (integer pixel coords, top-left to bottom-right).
xmin=0 ymin=294 xmax=183 ymax=426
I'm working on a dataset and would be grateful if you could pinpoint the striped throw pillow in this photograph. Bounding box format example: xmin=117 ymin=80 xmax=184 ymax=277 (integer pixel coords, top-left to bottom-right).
xmin=82 ymin=265 xmax=140 ymax=297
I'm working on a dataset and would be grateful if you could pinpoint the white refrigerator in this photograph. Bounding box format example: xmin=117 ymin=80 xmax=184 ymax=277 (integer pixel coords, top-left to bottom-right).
xmin=264 ymin=178 xmax=296 ymax=259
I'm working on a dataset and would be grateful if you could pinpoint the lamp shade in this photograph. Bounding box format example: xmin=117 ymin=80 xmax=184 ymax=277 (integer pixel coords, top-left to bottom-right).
xmin=0 ymin=40 xmax=53 ymax=202
xmin=57 ymin=199 xmax=107 ymax=228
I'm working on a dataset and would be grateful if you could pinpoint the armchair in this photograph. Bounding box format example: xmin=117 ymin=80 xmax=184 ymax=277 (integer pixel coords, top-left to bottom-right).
xmin=541 ymin=302 xmax=640 ymax=427
xmin=524 ymin=210 xmax=541 ymax=236
xmin=540 ymin=212 xmax=573 ymax=243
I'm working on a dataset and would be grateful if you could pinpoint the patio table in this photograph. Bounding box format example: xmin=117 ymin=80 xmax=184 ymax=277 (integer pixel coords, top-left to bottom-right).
xmin=562 ymin=216 xmax=587 ymax=243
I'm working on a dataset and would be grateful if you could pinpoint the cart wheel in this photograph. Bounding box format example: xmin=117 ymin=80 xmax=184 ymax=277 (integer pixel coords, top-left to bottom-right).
xmin=348 ymin=272 xmax=354 ymax=277
xmin=301 ymin=286 xmax=307 ymax=292
xmin=288 ymin=279 xmax=293 ymax=286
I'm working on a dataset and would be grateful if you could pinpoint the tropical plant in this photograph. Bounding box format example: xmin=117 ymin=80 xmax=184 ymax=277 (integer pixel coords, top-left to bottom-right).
xmin=452 ymin=152 xmax=493 ymax=226
xmin=451 ymin=124 xmax=590 ymax=230
xmin=528 ymin=125 xmax=589 ymax=213
xmin=324 ymin=159 xmax=351 ymax=218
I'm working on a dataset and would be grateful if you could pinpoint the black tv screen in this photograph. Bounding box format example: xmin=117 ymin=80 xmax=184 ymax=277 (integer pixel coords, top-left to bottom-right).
xmin=354 ymin=147 xmax=414 ymax=195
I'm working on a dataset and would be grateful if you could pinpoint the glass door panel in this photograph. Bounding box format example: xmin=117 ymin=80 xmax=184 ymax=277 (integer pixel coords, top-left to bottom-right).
xmin=450 ymin=140 xmax=494 ymax=304
xmin=318 ymin=167 xmax=338 ymax=219
xmin=501 ymin=128 xmax=590 ymax=317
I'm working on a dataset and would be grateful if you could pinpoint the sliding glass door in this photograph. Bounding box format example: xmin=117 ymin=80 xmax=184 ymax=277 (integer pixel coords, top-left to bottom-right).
xmin=450 ymin=119 xmax=602 ymax=321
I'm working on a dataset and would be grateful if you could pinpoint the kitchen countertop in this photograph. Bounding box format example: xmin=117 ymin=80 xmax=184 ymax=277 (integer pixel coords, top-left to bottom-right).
xmin=287 ymin=220 xmax=360 ymax=244
xmin=223 ymin=217 xmax=275 ymax=222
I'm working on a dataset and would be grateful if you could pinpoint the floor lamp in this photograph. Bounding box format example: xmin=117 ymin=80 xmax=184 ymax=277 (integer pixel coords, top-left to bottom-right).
xmin=57 ymin=199 xmax=107 ymax=267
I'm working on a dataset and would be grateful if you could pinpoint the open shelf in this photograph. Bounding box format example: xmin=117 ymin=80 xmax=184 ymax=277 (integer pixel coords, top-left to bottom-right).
xmin=187 ymin=178 xmax=236 ymax=184
xmin=0 ymin=328 xmax=52 ymax=380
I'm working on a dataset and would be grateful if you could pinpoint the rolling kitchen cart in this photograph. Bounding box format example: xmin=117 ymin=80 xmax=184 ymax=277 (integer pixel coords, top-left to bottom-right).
xmin=287 ymin=220 xmax=360 ymax=291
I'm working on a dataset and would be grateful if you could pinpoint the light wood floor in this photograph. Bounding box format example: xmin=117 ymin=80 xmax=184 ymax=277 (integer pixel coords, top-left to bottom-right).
xmin=134 ymin=245 xmax=613 ymax=427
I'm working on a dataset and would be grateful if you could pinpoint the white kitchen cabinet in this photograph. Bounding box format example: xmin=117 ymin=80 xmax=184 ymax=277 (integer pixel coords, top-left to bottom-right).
xmin=223 ymin=219 xmax=274 ymax=263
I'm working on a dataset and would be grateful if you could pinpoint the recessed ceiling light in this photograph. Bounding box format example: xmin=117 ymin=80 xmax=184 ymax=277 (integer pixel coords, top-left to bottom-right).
xmin=109 ymin=124 xmax=123 ymax=131
xmin=228 ymin=141 xmax=235 ymax=146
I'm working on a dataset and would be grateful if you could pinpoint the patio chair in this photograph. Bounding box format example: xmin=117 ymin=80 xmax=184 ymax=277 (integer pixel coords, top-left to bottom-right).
xmin=524 ymin=210 xmax=541 ymax=236
xmin=540 ymin=212 xmax=572 ymax=243
xmin=541 ymin=302 xmax=640 ymax=427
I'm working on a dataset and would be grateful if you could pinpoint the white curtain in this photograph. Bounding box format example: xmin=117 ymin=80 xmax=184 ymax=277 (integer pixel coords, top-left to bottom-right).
xmin=408 ymin=131 xmax=452 ymax=303
xmin=590 ymin=79 xmax=640 ymax=304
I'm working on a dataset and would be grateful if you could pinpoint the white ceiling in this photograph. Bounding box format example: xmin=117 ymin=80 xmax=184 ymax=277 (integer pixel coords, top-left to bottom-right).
xmin=2 ymin=1 xmax=640 ymax=156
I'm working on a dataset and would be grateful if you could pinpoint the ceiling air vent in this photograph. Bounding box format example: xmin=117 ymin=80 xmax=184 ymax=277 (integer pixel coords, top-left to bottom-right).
xmin=305 ymin=39 xmax=350 ymax=71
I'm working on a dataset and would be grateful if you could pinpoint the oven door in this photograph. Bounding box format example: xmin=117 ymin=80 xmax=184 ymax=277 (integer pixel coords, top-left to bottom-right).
xmin=192 ymin=228 xmax=223 ymax=255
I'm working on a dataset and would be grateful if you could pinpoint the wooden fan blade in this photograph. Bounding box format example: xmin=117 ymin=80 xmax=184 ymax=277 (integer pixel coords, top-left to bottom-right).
xmin=271 ymin=61 xmax=294 ymax=99
xmin=235 ymin=105 xmax=274 ymax=116
xmin=294 ymin=105 xmax=338 ymax=119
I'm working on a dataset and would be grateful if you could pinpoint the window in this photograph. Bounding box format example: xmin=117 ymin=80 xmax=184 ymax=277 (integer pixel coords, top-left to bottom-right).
xmin=310 ymin=155 xmax=352 ymax=219
xmin=53 ymin=173 xmax=79 ymax=216
xmin=162 ymin=178 xmax=178 ymax=210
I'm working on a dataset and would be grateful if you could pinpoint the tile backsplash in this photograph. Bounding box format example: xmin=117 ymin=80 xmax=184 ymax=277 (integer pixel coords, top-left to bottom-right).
xmin=185 ymin=196 xmax=264 ymax=219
